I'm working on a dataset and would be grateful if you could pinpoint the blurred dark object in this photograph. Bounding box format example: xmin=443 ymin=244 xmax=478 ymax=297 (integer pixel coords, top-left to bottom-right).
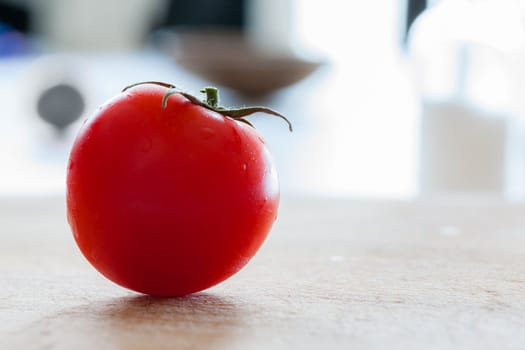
xmin=37 ymin=83 xmax=85 ymax=135
xmin=405 ymin=0 xmax=427 ymax=43
xmin=161 ymin=0 xmax=245 ymax=29
xmin=159 ymin=29 xmax=321 ymax=97
xmin=0 ymin=2 xmax=31 ymax=56
xmin=0 ymin=2 xmax=30 ymax=33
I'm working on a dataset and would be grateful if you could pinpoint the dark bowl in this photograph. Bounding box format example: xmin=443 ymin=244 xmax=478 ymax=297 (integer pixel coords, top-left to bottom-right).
xmin=158 ymin=29 xmax=323 ymax=96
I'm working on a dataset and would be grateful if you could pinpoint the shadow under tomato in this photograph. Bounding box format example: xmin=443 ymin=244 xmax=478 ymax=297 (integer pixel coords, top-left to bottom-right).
xmin=7 ymin=293 xmax=245 ymax=350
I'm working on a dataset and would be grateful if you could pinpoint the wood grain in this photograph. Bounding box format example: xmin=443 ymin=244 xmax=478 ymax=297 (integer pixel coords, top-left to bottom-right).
xmin=1 ymin=195 xmax=525 ymax=349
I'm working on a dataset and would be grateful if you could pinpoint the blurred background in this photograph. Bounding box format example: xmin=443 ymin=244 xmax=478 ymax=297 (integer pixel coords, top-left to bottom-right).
xmin=2 ymin=0 xmax=525 ymax=199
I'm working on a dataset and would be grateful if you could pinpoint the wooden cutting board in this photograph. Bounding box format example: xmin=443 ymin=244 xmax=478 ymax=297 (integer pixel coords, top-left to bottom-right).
xmin=1 ymin=195 xmax=524 ymax=349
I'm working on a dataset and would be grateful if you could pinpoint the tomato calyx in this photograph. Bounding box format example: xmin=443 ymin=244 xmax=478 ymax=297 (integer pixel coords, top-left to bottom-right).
xmin=123 ymin=81 xmax=292 ymax=132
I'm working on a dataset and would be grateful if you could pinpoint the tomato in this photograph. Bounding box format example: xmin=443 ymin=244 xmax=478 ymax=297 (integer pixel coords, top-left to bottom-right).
xmin=66 ymin=82 xmax=291 ymax=296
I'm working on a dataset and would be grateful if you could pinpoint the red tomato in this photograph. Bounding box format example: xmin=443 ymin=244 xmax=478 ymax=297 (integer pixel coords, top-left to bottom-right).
xmin=66 ymin=83 xmax=288 ymax=296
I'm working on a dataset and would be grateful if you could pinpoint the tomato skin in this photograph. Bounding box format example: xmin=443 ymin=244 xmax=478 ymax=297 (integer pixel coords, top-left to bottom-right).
xmin=66 ymin=85 xmax=279 ymax=296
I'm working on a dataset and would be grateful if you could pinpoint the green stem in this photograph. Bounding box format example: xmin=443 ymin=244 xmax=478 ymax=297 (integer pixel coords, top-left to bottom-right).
xmin=200 ymin=87 xmax=219 ymax=108
xmin=122 ymin=81 xmax=176 ymax=92
xmin=151 ymin=83 xmax=292 ymax=132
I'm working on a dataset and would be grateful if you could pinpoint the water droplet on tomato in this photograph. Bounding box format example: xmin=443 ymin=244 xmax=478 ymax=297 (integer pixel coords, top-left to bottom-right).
xmin=242 ymin=163 xmax=247 ymax=172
